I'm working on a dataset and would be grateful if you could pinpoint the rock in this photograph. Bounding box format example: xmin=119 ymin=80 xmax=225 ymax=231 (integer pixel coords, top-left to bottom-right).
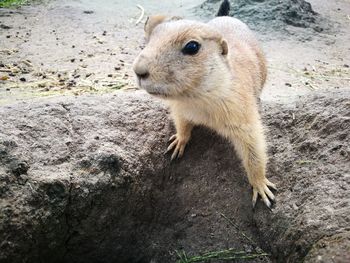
xmin=8 ymin=160 xmax=29 ymax=177
xmin=197 ymin=0 xmax=332 ymax=36
xmin=0 ymin=24 xmax=12 ymax=30
xmin=0 ymin=90 xmax=349 ymax=263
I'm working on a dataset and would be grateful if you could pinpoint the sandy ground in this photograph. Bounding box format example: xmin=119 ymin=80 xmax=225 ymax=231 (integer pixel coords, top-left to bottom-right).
xmin=261 ymin=0 xmax=350 ymax=103
xmin=0 ymin=0 xmax=349 ymax=105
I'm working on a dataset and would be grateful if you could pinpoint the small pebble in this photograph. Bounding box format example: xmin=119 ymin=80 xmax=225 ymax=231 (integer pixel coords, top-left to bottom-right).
xmin=0 ymin=24 xmax=11 ymax=29
xmin=67 ymin=80 xmax=76 ymax=87
xmin=19 ymin=77 xmax=26 ymax=82
xmin=70 ymin=58 xmax=75 ymax=63
xmin=285 ymin=83 xmax=292 ymax=87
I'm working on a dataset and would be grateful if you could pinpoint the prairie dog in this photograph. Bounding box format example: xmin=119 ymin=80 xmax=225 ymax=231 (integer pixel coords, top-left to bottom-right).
xmin=133 ymin=0 xmax=276 ymax=208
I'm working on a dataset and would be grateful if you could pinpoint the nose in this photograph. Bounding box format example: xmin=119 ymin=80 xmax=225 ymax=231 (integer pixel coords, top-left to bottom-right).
xmin=136 ymin=71 xmax=149 ymax=79
xmin=133 ymin=56 xmax=150 ymax=80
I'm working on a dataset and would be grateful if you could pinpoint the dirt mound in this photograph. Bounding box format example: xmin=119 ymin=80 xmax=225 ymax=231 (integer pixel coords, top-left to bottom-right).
xmin=257 ymin=89 xmax=350 ymax=262
xmin=197 ymin=0 xmax=330 ymax=35
xmin=0 ymin=89 xmax=349 ymax=262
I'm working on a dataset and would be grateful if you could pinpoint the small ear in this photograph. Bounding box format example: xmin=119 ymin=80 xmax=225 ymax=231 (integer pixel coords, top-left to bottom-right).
xmin=144 ymin=15 xmax=167 ymax=41
xmin=221 ymin=39 xmax=228 ymax=55
xmin=144 ymin=15 xmax=183 ymax=41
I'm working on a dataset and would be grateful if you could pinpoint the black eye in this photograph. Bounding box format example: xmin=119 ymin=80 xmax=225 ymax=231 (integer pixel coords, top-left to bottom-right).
xmin=182 ymin=41 xmax=201 ymax=55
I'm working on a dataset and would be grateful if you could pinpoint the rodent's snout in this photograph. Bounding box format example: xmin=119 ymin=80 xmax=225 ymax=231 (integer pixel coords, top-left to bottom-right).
xmin=133 ymin=55 xmax=150 ymax=80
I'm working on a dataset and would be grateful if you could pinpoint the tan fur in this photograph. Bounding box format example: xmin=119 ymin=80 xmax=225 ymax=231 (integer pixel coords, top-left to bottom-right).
xmin=133 ymin=15 xmax=276 ymax=207
xmin=144 ymin=15 xmax=183 ymax=42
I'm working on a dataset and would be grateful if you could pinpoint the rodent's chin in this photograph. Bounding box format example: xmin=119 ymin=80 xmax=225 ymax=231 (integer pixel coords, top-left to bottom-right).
xmin=145 ymin=89 xmax=171 ymax=98
xmin=147 ymin=91 xmax=168 ymax=98
xmin=141 ymin=83 xmax=172 ymax=98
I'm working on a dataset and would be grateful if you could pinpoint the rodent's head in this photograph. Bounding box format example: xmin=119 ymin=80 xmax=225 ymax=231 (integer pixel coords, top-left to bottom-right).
xmin=133 ymin=16 xmax=228 ymax=99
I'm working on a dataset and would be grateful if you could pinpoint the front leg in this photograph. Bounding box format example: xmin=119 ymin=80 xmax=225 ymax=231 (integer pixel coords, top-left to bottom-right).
xmin=226 ymin=119 xmax=277 ymax=208
xmin=167 ymin=113 xmax=194 ymax=160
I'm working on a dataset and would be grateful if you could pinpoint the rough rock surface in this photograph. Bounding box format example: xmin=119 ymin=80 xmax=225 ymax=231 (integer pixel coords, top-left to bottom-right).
xmin=0 ymin=89 xmax=349 ymax=263
xmin=197 ymin=0 xmax=330 ymax=34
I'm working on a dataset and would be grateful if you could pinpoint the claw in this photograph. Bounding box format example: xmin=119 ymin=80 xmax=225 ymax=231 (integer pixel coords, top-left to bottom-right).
xmin=260 ymin=190 xmax=271 ymax=208
xmin=166 ymin=134 xmax=188 ymax=161
xmin=171 ymin=146 xmax=179 ymax=161
xmin=252 ymin=180 xmax=277 ymax=210
xmin=252 ymin=189 xmax=258 ymax=208
xmin=168 ymin=134 xmax=177 ymax=142
xmin=178 ymin=146 xmax=185 ymax=158
xmin=166 ymin=140 xmax=177 ymax=153
xmin=266 ymin=179 xmax=277 ymax=190
xmin=264 ymin=184 xmax=275 ymax=201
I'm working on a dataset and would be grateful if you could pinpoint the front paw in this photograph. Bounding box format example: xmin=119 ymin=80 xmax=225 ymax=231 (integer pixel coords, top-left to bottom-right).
xmin=252 ymin=179 xmax=277 ymax=209
xmin=166 ymin=134 xmax=189 ymax=160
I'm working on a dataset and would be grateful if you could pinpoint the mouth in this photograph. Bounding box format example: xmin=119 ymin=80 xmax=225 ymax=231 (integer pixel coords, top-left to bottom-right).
xmin=146 ymin=90 xmax=169 ymax=97
xmin=140 ymin=83 xmax=170 ymax=97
